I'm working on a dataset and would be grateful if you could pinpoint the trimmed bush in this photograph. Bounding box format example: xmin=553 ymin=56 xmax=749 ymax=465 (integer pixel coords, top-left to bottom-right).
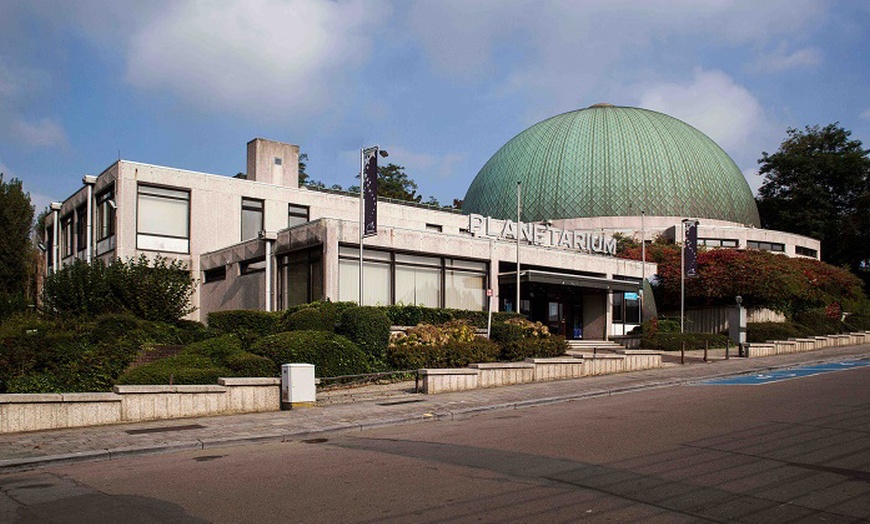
xmin=380 ymin=304 xmax=521 ymax=328
xmin=116 ymin=354 xmax=232 ymax=385
xmin=284 ymin=307 xmax=333 ymax=332
xmin=499 ymin=336 xmax=568 ymax=361
xmin=845 ymin=313 xmax=870 ymax=331
xmin=282 ymin=301 xmax=356 ymax=332
xmin=207 ymin=310 xmax=284 ymax=338
xmin=641 ymin=332 xmax=730 ymax=351
xmin=184 ymin=334 xmax=244 ymax=362
xmin=490 ymin=322 xmax=525 ymax=344
xmin=793 ymin=309 xmax=841 ymax=336
xmin=337 ymin=306 xmax=391 ymax=360
xmin=250 ymin=331 xmax=371 ymax=378
xmin=386 ymin=337 xmax=500 ymax=369
xmin=225 ymin=352 xmax=276 ymax=377
xmin=747 ymin=322 xmax=805 ymax=343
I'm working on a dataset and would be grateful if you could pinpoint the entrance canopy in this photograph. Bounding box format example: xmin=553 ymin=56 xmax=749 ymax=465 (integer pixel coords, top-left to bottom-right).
xmin=499 ymin=270 xmax=641 ymax=292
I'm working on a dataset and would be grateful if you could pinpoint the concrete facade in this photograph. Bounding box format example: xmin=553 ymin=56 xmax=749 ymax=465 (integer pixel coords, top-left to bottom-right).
xmin=42 ymin=137 xmax=820 ymax=338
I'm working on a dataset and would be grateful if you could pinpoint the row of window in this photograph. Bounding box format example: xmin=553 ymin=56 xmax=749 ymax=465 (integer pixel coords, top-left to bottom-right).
xmin=53 ymin=186 xmax=116 ymax=266
xmin=746 ymin=240 xmax=785 ymax=252
xmin=698 ymin=238 xmax=738 ymax=248
xmin=135 ymin=185 xmax=311 ymax=254
xmin=700 ymin=238 xmax=807 ymax=256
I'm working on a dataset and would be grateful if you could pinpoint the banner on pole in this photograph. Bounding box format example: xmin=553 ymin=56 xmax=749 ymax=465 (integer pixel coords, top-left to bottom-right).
xmin=683 ymin=220 xmax=699 ymax=278
xmin=362 ymin=147 xmax=379 ymax=237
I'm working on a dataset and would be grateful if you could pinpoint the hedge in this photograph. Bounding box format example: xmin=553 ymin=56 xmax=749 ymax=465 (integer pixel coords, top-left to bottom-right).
xmin=336 ymin=306 xmax=391 ymax=360
xmin=640 ymin=332 xmax=730 ymax=351
xmin=385 ymin=337 xmax=500 ymax=369
xmin=207 ymin=310 xmax=284 ymax=347
xmin=249 ymin=331 xmax=371 ymax=378
xmin=381 ymin=304 xmax=521 ymax=328
xmin=0 ymin=313 xmax=216 ymax=393
xmin=747 ymin=322 xmax=806 ymax=343
xmin=499 ymin=336 xmax=568 ymax=361
xmin=115 ymin=334 xmax=277 ymax=385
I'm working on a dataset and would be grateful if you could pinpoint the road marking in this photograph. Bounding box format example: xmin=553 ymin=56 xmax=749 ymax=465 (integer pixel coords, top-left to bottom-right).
xmin=697 ymin=359 xmax=870 ymax=386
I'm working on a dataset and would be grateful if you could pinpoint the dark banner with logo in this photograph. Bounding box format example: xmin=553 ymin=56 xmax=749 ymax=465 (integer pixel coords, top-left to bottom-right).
xmin=363 ymin=148 xmax=378 ymax=237
xmin=683 ymin=220 xmax=699 ymax=278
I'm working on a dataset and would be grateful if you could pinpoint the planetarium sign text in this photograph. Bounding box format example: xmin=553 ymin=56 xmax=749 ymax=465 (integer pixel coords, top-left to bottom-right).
xmin=468 ymin=214 xmax=617 ymax=256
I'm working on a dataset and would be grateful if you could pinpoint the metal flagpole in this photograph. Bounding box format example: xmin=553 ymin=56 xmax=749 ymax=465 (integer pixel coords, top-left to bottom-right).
xmin=681 ymin=219 xmax=686 ymax=334
xmin=359 ymin=147 xmax=365 ymax=305
xmin=516 ymin=181 xmax=521 ymax=314
xmin=641 ymin=210 xmax=646 ymax=323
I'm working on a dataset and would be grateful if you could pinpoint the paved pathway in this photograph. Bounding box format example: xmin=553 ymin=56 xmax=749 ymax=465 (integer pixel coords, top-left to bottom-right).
xmin=2 ymin=345 xmax=869 ymax=472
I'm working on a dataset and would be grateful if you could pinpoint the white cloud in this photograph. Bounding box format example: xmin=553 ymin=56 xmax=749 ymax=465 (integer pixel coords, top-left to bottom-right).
xmin=125 ymin=0 xmax=388 ymax=119
xmin=637 ymin=69 xmax=767 ymax=154
xmin=860 ymin=109 xmax=870 ymax=120
xmin=752 ymin=44 xmax=822 ymax=72
xmin=10 ymin=118 xmax=68 ymax=148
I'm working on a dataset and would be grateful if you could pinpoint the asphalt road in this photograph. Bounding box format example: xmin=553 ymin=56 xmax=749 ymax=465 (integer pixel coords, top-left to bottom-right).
xmin=2 ymin=364 xmax=869 ymax=523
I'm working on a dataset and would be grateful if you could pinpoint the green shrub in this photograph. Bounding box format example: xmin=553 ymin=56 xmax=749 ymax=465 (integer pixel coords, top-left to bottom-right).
xmin=225 ymin=352 xmax=276 ymax=377
xmin=845 ymin=313 xmax=870 ymax=331
xmin=499 ymin=336 xmax=568 ymax=361
xmin=184 ymin=334 xmax=244 ymax=362
xmin=380 ymin=304 xmax=521 ymax=328
xmin=337 ymin=306 xmax=391 ymax=360
xmin=207 ymin=310 xmax=284 ymax=340
xmin=640 ymin=332 xmax=730 ymax=351
xmin=490 ymin=322 xmax=525 ymax=344
xmin=42 ymin=255 xmax=196 ymax=322
xmin=250 ymin=331 xmax=371 ymax=377
xmin=747 ymin=322 xmax=805 ymax=343
xmin=793 ymin=309 xmax=841 ymax=336
xmin=284 ymin=307 xmax=333 ymax=332
xmin=116 ymin=354 xmax=231 ymax=385
xmin=385 ymin=337 xmax=500 ymax=369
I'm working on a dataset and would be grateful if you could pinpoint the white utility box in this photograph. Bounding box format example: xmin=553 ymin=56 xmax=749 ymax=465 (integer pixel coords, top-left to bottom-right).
xmin=281 ymin=363 xmax=316 ymax=407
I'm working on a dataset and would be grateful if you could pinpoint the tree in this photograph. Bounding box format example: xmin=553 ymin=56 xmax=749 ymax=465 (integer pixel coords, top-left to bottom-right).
xmin=0 ymin=174 xmax=35 ymax=318
xmin=377 ymin=163 xmax=422 ymax=202
xmin=297 ymin=152 xmax=310 ymax=186
xmin=756 ymin=124 xmax=870 ymax=288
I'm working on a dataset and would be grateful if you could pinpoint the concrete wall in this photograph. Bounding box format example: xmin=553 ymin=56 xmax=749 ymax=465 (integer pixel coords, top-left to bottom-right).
xmin=744 ymin=331 xmax=868 ymax=357
xmin=0 ymin=378 xmax=280 ymax=434
xmin=420 ymin=352 xmax=662 ymax=394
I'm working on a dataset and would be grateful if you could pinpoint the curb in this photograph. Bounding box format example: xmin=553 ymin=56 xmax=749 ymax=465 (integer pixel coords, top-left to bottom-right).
xmin=2 ymin=352 xmax=867 ymax=473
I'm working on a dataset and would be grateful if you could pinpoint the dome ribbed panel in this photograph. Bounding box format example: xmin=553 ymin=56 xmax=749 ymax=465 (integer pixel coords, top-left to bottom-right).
xmin=462 ymin=106 xmax=761 ymax=226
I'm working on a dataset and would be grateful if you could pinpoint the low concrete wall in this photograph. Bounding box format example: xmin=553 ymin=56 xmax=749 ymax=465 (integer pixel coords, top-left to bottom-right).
xmin=745 ymin=331 xmax=870 ymax=357
xmin=421 ymin=352 xmax=663 ymax=394
xmin=0 ymin=378 xmax=280 ymax=434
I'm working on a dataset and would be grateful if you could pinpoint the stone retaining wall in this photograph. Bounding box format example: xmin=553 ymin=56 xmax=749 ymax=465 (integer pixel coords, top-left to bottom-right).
xmin=420 ymin=351 xmax=663 ymax=394
xmin=744 ymin=331 xmax=868 ymax=357
xmin=0 ymin=378 xmax=280 ymax=434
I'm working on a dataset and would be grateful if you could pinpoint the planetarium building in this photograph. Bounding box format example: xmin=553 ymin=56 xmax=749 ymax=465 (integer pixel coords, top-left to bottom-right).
xmin=43 ymin=104 xmax=820 ymax=340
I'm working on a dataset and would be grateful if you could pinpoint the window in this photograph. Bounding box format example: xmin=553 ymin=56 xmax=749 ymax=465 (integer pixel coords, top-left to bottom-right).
xmin=288 ymin=204 xmax=309 ymax=228
xmin=137 ymin=184 xmax=190 ymax=253
xmin=796 ymin=246 xmax=818 ymax=258
xmin=95 ymin=186 xmax=115 ymax=242
xmin=339 ymin=248 xmax=391 ymax=306
xmin=240 ymin=257 xmax=266 ymax=275
xmin=445 ymin=258 xmax=486 ymax=311
xmin=274 ymin=157 xmax=282 ymax=166
xmin=203 ymin=266 xmax=227 ymax=283
xmin=425 ymin=223 xmax=442 ymax=232
xmin=612 ymin=291 xmax=640 ymax=324
xmin=278 ymin=249 xmax=323 ymax=308
xmin=699 ymin=238 xmax=738 ymax=248
xmin=75 ymin=205 xmax=87 ymax=253
xmin=395 ymin=254 xmax=441 ymax=307
xmin=60 ymin=214 xmax=73 ymax=259
xmin=747 ymin=240 xmax=784 ymax=252
xmin=241 ymin=198 xmax=264 ymax=241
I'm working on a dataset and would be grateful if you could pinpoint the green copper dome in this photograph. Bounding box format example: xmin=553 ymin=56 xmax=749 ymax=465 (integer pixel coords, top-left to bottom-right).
xmin=462 ymin=104 xmax=761 ymax=226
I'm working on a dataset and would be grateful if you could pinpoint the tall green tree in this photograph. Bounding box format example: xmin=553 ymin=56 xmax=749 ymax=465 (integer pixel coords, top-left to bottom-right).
xmin=0 ymin=174 xmax=35 ymax=317
xmin=377 ymin=163 xmax=422 ymax=202
xmin=757 ymin=123 xmax=870 ymax=287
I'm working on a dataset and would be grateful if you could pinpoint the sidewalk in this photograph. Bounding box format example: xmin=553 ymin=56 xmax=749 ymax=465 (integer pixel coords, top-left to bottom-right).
xmin=2 ymin=345 xmax=869 ymax=472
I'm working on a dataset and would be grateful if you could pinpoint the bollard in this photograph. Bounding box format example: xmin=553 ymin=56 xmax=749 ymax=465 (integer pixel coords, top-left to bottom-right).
xmin=681 ymin=342 xmax=685 ymax=365
xmin=726 ymin=339 xmax=730 ymax=360
xmin=704 ymin=341 xmax=708 ymax=362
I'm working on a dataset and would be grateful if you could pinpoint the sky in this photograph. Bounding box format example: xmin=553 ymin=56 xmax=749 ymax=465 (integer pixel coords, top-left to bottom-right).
xmin=2 ymin=0 xmax=870 ymax=215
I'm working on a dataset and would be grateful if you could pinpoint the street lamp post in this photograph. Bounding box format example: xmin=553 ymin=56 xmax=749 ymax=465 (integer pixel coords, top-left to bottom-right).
xmin=516 ymin=181 xmax=521 ymax=314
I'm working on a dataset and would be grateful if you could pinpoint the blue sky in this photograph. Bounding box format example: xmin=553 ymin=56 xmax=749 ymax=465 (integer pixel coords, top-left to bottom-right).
xmin=2 ymin=0 xmax=869 ymax=215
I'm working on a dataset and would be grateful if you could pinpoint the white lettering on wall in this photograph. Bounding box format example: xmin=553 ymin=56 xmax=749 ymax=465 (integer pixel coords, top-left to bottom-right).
xmin=467 ymin=214 xmax=617 ymax=257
